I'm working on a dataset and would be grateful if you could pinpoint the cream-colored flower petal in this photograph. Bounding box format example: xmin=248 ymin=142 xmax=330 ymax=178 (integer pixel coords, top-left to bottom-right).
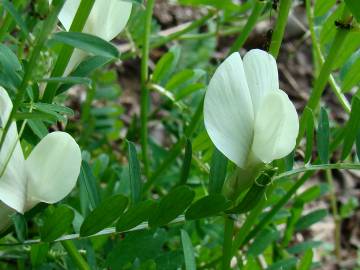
xmin=0 ymin=202 xmax=15 ymax=232
xmin=0 ymin=88 xmax=27 ymax=213
xmin=25 ymin=132 xmax=81 ymax=209
xmin=251 ymin=90 xmax=299 ymax=164
xmin=243 ymin=49 xmax=279 ymax=113
xmin=55 ymin=0 xmax=132 ymax=41
xmin=204 ymin=52 xmax=254 ymax=168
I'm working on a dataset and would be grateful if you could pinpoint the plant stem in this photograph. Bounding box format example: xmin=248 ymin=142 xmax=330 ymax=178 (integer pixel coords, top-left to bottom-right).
xmin=42 ymin=0 xmax=96 ymax=103
xmin=305 ymin=0 xmax=350 ymax=113
xmin=222 ymin=217 xmax=234 ymax=270
xmin=325 ymin=170 xmax=341 ymax=260
xmin=297 ymin=9 xmax=350 ymax=142
xmin=61 ymin=240 xmax=90 ymax=270
xmin=268 ymin=0 xmax=292 ymax=58
xmin=140 ymin=0 xmax=155 ymax=178
xmin=228 ymin=0 xmax=265 ymax=55
xmin=0 ymin=0 xmax=65 ymax=151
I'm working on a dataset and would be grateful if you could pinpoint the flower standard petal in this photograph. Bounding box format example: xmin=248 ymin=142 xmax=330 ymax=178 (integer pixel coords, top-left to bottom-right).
xmin=204 ymin=52 xmax=254 ymax=168
xmin=25 ymin=131 xmax=82 ymax=210
xmin=243 ymin=49 xmax=279 ymax=112
xmin=0 ymin=88 xmax=27 ymax=213
xmin=251 ymin=90 xmax=299 ymax=164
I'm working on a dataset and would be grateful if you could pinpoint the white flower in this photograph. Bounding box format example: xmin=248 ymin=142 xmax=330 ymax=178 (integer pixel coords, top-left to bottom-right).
xmin=204 ymin=49 xmax=299 ymax=169
xmin=0 ymin=87 xmax=81 ymax=230
xmin=51 ymin=0 xmax=132 ymax=73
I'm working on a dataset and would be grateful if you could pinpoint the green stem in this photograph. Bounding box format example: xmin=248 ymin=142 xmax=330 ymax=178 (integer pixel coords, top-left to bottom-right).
xmin=152 ymin=11 xmax=215 ymax=48
xmin=298 ymin=9 xmax=350 ymax=143
xmin=61 ymin=241 xmax=90 ymax=270
xmin=325 ymin=170 xmax=341 ymax=260
xmin=42 ymin=0 xmax=96 ymax=103
xmin=140 ymin=0 xmax=155 ymax=178
xmin=0 ymin=0 xmax=65 ymax=151
xmin=305 ymin=0 xmax=350 ymax=113
xmin=228 ymin=0 xmax=265 ymax=54
xmin=268 ymin=0 xmax=292 ymax=58
xmin=222 ymin=217 xmax=234 ymax=270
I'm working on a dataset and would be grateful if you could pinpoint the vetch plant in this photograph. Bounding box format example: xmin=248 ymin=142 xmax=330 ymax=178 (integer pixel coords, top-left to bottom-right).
xmin=51 ymin=0 xmax=132 ymax=73
xmin=0 ymin=87 xmax=81 ymax=231
xmin=204 ymin=49 xmax=299 ymax=199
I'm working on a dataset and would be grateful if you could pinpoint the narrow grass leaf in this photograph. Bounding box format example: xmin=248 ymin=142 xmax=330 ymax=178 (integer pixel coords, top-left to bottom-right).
xmin=79 ymin=161 xmax=101 ymax=211
xmin=181 ymin=230 xmax=196 ymax=270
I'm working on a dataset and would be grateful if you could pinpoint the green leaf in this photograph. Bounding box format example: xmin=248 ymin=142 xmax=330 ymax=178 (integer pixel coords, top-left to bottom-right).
xmin=0 ymin=44 xmax=22 ymax=89
xmin=128 ymin=141 xmax=142 ymax=206
xmin=51 ymin=32 xmax=119 ymax=59
xmin=317 ymin=107 xmax=330 ymax=164
xmin=79 ymin=160 xmax=101 ymax=211
xmin=298 ymin=249 xmax=313 ymax=270
xmin=152 ymin=52 xmax=175 ymax=83
xmin=295 ymin=184 xmax=330 ymax=204
xmin=287 ymin=240 xmax=322 ymax=254
xmin=40 ymin=205 xmax=74 ymax=242
xmin=295 ymin=209 xmax=328 ymax=231
xmin=165 ymin=69 xmax=195 ymax=90
xmin=248 ymin=227 xmax=280 ymax=256
xmin=314 ymin=0 xmax=336 ymax=17
xmin=208 ymin=147 xmax=228 ymax=194
xmin=116 ymin=200 xmax=156 ymax=232
xmin=179 ymin=139 xmax=192 ymax=185
xmin=267 ymin=258 xmax=297 ymax=270
xmin=185 ymin=194 xmax=229 ymax=220
xmin=181 ymin=230 xmax=196 ymax=270
xmin=342 ymin=95 xmax=360 ymax=159
xmin=342 ymin=57 xmax=360 ymax=92
xmin=339 ymin=196 xmax=359 ymax=218
xmin=37 ymin=76 xmax=91 ymax=86
xmin=30 ymin=243 xmax=50 ymax=267
xmin=149 ymin=186 xmax=195 ymax=227
xmin=356 ymin=129 xmax=360 ymax=160
xmin=80 ymin=194 xmax=128 ymax=237
xmin=345 ymin=0 xmax=360 ymax=22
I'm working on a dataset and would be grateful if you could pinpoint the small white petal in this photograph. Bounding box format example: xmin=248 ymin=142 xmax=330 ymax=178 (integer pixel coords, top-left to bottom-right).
xmin=251 ymin=90 xmax=299 ymax=163
xmin=0 ymin=88 xmax=27 ymax=213
xmin=243 ymin=49 xmax=279 ymax=113
xmin=204 ymin=52 xmax=254 ymax=168
xmin=25 ymin=132 xmax=82 ymax=209
xmin=0 ymin=202 xmax=15 ymax=232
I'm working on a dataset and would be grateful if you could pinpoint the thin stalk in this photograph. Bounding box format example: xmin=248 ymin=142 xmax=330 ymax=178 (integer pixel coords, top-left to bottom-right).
xmin=151 ymin=11 xmax=215 ymax=48
xmin=268 ymin=0 xmax=292 ymax=58
xmin=222 ymin=217 xmax=234 ymax=270
xmin=140 ymin=0 xmax=155 ymax=178
xmin=42 ymin=0 xmax=96 ymax=103
xmin=0 ymin=0 xmax=65 ymax=152
xmin=325 ymin=170 xmax=341 ymax=260
xmin=61 ymin=241 xmax=90 ymax=270
xmin=228 ymin=0 xmax=265 ymax=55
xmin=305 ymin=0 xmax=350 ymax=113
